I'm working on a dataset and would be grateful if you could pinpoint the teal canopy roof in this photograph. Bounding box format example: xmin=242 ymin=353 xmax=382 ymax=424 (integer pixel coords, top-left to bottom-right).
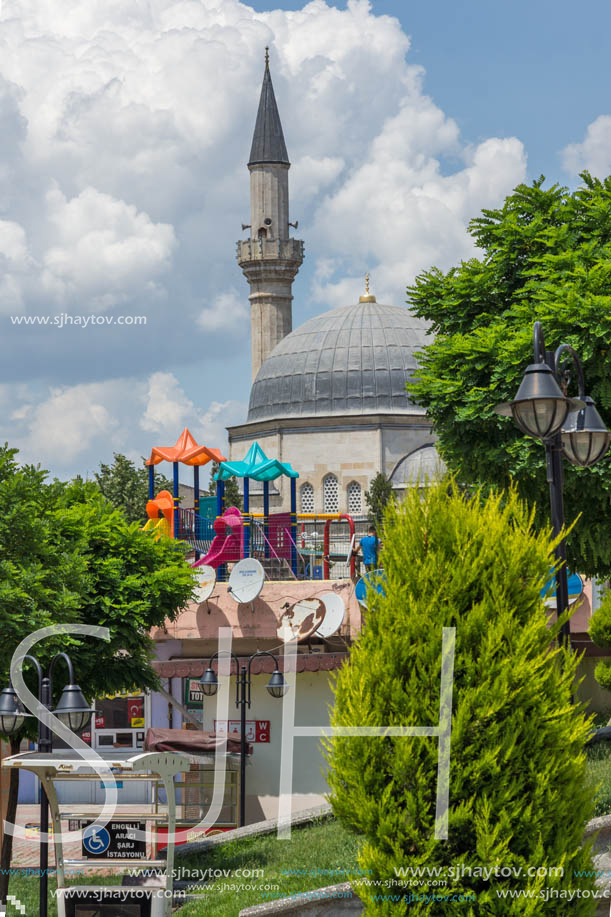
xmin=215 ymin=442 xmax=299 ymax=482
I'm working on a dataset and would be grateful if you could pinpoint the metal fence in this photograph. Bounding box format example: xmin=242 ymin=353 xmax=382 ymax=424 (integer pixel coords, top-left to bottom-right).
xmin=176 ymin=509 xmax=372 ymax=581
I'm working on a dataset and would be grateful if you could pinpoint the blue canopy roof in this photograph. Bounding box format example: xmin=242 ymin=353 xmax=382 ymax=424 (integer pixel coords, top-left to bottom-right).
xmin=215 ymin=442 xmax=299 ymax=482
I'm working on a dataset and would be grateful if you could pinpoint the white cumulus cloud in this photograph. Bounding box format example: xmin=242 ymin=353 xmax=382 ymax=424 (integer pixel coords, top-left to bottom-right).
xmin=0 ymin=0 xmax=531 ymax=478
xmin=41 ymin=187 xmax=176 ymax=310
xmin=140 ymin=371 xmax=195 ymax=434
xmin=562 ymin=115 xmax=611 ymax=178
xmin=197 ymin=289 xmax=249 ymax=333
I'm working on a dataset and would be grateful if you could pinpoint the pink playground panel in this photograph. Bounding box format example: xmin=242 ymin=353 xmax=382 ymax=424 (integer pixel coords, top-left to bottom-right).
xmin=193 ymin=506 xmax=243 ymax=569
xmin=267 ymin=513 xmax=292 ymax=561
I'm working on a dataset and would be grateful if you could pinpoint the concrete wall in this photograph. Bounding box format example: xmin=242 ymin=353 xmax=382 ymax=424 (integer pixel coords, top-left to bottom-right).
xmin=201 ymin=670 xmax=333 ymax=823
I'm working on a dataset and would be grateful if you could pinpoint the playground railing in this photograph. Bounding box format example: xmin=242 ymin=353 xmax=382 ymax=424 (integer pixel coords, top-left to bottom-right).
xmin=249 ymin=518 xmax=297 ymax=580
xmin=177 ymin=507 xmax=216 ymax=554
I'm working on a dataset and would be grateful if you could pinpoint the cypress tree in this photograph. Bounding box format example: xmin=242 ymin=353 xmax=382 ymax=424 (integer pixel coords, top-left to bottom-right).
xmin=326 ymin=481 xmax=596 ymax=914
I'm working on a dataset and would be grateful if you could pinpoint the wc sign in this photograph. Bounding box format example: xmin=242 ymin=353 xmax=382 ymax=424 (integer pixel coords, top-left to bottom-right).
xmin=215 ymin=720 xmax=270 ymax=743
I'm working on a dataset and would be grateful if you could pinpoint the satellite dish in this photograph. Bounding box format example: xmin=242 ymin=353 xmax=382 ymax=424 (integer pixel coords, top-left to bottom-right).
xmin=315 ymin=592 xmax=346 ymax=639
xmin=228 ymin=558 xmax=265 ymax=605
xmin=278 ymin=598 xmax=326 ymax=643
xmin=541 ymin=570 xmax=584 ymax=608
xmin=193 ymin=565 xmax=216 ymax=603
xmin=355 ymin=569 xmax=386 ymax=608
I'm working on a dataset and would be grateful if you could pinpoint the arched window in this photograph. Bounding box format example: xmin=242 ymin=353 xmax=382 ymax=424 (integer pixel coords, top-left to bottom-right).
xmin=347 ymin=481 xmax=362 ymax=515
xmin=258 ymin=227 xmax=267 ymax=239
xmin=300 ymin=482 xmax=314 ymax=513
xmin=323 ymin=474 xmax=339 ymax=513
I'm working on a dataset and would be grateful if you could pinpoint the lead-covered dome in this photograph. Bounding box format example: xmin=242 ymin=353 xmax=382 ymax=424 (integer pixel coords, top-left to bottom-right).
xmin=247 ymin=300 xmax=429 ymax=422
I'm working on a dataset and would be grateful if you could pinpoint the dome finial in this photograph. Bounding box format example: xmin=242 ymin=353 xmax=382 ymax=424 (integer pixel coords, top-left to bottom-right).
xmin=265 ymin=46 xmax=270 ymax=69
xmin=359 ymin=272 xmax=376 ymax=303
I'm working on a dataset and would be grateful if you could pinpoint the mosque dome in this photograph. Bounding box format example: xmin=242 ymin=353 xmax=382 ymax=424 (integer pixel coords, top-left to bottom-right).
xmin=247 ymin=298 xmax=429 ymax=422
xmin=389 ymin=444 xmax=447 ymax=488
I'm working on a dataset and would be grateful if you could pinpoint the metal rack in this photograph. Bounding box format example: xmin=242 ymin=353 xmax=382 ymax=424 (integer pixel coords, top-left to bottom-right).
xmin=151 ymin=758 xmax=239 ymax=855
xmin=3 ymin=750 xmax=191 ymax=917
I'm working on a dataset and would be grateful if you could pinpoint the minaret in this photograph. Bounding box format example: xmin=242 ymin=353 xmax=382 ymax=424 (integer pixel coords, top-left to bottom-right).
xmin=237 ymin=48 xmax=304 ymax=380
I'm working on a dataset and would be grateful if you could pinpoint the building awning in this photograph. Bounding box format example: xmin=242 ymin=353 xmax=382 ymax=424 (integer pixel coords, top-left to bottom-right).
xmin=153 ymin=653 xmax=347 ymax=679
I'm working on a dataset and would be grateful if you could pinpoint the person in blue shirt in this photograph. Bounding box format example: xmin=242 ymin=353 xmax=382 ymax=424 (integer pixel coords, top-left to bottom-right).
xmin=355 ymin=525 xmax=380 ymax=573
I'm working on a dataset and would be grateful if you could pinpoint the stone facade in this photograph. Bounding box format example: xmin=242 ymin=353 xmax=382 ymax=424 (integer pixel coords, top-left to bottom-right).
xmin=227 ymin=413 xmax=434 ymax=513
xmin=237 ymin=236 xmax=304 ymax=381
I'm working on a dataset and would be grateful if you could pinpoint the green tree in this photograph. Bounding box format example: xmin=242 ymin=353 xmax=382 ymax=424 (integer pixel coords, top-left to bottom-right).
xmin=365 ymin=472 xmax=393 ymax=528
xmin=93 ymin=453 xmax=173 ymax=524
xmin=0 ymin=446 xmax=196 ymax=902
xmin=326 ymin=481 xmax=596 ymax=914
xmin=407 ymin=173 xmax=611 ymax=577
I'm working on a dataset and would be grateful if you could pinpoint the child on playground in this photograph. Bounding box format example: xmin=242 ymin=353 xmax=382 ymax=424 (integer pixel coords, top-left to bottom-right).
xmin=354 ymin=525 xmax=380 ymax=573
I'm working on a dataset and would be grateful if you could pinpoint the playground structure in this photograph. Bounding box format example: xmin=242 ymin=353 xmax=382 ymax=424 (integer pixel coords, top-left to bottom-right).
xmin=145 ymin=434 xmax=360 ymax=580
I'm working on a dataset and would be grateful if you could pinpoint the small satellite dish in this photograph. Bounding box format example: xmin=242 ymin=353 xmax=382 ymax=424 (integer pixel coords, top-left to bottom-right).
xmin=315 ymin=593 xmax=346 ymax=639
xmin=228 ymin=558 xmax=265 ymax=605
xmin=193 ymin=565 xmax=216 ymax=603
xmin=278 ymin=598 xmax=326 ymax=643
xmin=355 ymin=569 xmax=386 ymax=608
xmin=541 ymin=570 xmax=584 ymax=608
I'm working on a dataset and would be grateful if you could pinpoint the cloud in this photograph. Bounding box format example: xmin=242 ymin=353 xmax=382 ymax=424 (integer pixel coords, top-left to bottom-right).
xmin=562 ymin=115 xmax=611 ymax=178
xmin=0 ymin=0 xmax=530 ymax=477
xmin=290 ymin=155 xmax=345 ymax=204
xmin=197 ymin=289 xmax=249 ymax=333
xmin=40 ymin=187 xmax=176 ymax=311
xmin=5 ymin=372 xmax=246 ymax=474
xmin=13 ymin=381 xmax=124 ymax=464
xmin=311 ymin=104 xmax=526 ymax=306
xmin=140 ymin=371 xmax=195 ymax=434
xmin=140 ymin=371 xmax=246 ymax=447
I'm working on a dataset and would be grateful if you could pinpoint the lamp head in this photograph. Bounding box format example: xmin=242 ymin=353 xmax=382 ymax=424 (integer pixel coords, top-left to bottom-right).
xmin=53 ymin=683 xmax=93 ymax=733
xmin=266 ymin=669 xmax=288 ymax=699
xmin=561 ymin=395 xmax=611 ymax=467
xmin=495 ymin=362 xmax=583 ymax=440
xmin=201 ymin=667 xmax=219 ymax=697
xmin=0 ymin=684 xmax=27 ymax=737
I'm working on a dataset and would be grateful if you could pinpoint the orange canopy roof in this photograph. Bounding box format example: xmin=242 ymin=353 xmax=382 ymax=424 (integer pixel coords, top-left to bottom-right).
xmin=146 ymin=427 xmax=227 ymax=467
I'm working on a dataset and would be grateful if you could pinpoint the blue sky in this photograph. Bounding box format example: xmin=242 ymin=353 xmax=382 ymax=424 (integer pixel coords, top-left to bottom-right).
xmin=0 ymin=0 xmax=609 ymax=480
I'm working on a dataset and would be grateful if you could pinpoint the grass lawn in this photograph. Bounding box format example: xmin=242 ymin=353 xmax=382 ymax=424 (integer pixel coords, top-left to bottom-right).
xmin=2 ymin=872 xmax=123 ymax=916
xmin=7 ymin=751 xmax=611 ymax=917
xmin=1 ymin=818 xmax=361 ymax=916
xmin=175 ymin=816 xmax=361 ymax=916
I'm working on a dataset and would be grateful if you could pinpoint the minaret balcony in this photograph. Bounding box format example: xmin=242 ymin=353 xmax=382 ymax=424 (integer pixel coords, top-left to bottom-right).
xmin=236 ymin=238 xmax=304 ymax=266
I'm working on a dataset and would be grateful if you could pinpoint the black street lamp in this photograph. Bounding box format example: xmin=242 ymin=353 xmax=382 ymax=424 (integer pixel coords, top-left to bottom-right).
xmin=495 ymin=321 xmax=610 ymax=645
xmin=201 ymin=651 xmax=288 ymax=827
xmin=0 ymin=652 xmax=93 ymax=917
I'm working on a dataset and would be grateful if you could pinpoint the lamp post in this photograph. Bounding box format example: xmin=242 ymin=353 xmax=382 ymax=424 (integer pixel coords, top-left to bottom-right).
xmin=495 ymin=321 xmax=610 ymax=646
xmin=0 ymin=653 xmax=93 ymax=917
xmin=200 ymin=651 xmax=288 ymax=827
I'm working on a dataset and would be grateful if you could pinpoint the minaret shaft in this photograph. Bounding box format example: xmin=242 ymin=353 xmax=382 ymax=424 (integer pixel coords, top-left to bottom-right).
xmin=250 ymin=164 xmax=289 ymax=241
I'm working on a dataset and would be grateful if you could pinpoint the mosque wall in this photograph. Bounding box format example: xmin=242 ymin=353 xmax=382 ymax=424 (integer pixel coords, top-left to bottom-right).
xmin=229 ymin=417 xmax=435 ymax=514
xmin=381 ymin=424 xmax=435 ymax=478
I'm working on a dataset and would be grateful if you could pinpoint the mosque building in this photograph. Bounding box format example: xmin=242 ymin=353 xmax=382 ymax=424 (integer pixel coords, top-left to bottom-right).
xmin=227 ymin=52 xmax=443 ymax=513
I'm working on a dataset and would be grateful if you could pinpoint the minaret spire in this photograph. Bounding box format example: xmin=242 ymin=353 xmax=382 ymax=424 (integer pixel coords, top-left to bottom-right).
xmin=237 ymin=49 xmax=304 ymax=380
xmin=248 ymin=49 xmax=289 ymax=167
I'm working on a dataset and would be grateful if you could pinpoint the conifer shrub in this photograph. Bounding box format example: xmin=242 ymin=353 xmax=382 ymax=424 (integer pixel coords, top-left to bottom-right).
xmin=588 ymin=592 xmax=611 ymax=690
xmin=326 ymin=481 xmax=596 ymax=914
